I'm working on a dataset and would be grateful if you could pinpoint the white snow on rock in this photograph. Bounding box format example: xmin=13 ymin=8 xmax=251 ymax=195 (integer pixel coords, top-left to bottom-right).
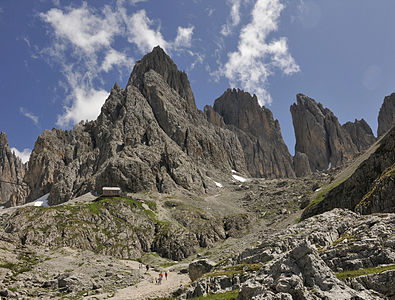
xmin=33 ymin=193 xmax=49 ymax=207
xmin=327 ymin=162 xmax=332 ymax=170
xmin=232 ymin=174 xmax=247 ymax=182
xmin=214 ymin=181 xmax=223 ymax=188
xmin=231 ymin=169 xmax=237 ymax=173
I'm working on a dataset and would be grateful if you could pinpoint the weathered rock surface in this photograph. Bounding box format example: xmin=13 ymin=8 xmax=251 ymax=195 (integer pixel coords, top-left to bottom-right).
xmin=0 ymin=132 xmax=28 ymax=207
xmin=291 ymin=94 xmax=359 ymax=172
xmin=208 ymin=88 xmax=295 ymax=178
xmin=23 ymin=47 xmax=247 ymax=205
xmin=2 ymin=196 xmax=251 ymax=262
xmin=293 ymin=152 xmax=312 ymax=177
xmin=181 ymin=209 xmax=395 ymax=299
xmin=377 ymin=93 xmax=395 ymax=137
xmin=188 ymin=259 xmax=216 ymax=281
xmin=303 ymin=125 xmax=395 ymax=219
xmin=342 ymin=118 xmax=376 ymax=152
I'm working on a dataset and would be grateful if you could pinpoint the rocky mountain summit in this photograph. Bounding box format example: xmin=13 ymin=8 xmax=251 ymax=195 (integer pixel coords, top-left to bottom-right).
xmin=290 ymin=94 xmax=375 ymax=172
xmin=0 ymin=132 xmax=27 ymax=207
xmin=205 ymin=89 xmax=295 ymax=178
xmin=377 ymin=93 xmax=395 ymax=137
xmin=23 ymin=47 xmax=248 ymax=205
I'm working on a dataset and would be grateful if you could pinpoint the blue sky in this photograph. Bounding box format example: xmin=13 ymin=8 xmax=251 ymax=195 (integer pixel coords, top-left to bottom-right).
xmin=1 ymin=0 xmax=395 ymax=163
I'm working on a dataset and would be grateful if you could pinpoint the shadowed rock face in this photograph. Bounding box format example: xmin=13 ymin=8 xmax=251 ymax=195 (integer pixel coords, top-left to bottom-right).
xmin=302 ymin=126 xmax=395 ymax=219
xmin=0 ymin=132 xmax=28 ymax=207
xmin=377 ymin=93 xmax=395 ymax=137
xmin=342 ymin=119 xmax=376 ymax=152
xmin=208 ymin=88 xmax=295 ymax=178
xmin=290 ymin=94 xmax=359 ymax=172
xmin=23 ymin=47 xmax=248 ymax=205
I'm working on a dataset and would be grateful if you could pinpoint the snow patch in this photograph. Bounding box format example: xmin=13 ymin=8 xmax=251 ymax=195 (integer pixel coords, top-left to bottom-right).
xmin=214 ymin=181 xmax=223 ymax=188
xmin=314 ymin=188 xmax=321 ymax=192
xmin=33 ymin=193 xmax=49 ymax=207
xmin=232 ymin=174 xmax=246 ymax=182
xmin=231 ymin=169 xmax=237 ymax=173
xmin=327 ymin=162 xmax=332 ymax=170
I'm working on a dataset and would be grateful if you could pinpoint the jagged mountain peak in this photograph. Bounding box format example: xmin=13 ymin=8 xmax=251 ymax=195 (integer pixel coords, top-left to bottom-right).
xmin=128 ymin=46 xmax=197 ymax=112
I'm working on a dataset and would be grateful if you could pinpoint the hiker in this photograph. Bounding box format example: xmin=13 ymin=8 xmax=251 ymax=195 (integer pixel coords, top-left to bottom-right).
xmin=165 ymin=271 xmax=168 ymax=280
xmin=146 ymin=264 xmax=149 ymax=272
xmin=158 ymin=272 xmax=163 ymax=284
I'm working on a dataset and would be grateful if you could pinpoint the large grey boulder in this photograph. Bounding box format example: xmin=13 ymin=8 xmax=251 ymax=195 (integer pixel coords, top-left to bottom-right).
xmin=188 ymin=259 xmax=216 ymax=281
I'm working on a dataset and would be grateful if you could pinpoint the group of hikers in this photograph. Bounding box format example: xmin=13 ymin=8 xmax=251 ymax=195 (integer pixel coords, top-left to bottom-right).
xmin=139 ymin=263 xmax=168 ymax=284
xmin=155 ymin=271 xmax=168 ymax=284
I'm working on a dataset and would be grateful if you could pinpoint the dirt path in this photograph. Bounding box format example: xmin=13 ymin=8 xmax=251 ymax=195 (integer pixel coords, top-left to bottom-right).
xmin=95 ymin=261 xmax=190 ymax=300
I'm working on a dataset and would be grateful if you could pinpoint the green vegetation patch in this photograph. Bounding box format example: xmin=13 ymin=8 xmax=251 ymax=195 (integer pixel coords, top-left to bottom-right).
xmin=332 ymin=233 xmax=356 ymax=247
xmin=152 ymin=290 xmax=238 ymax=300
xmin=305 ymin=180 xmax=344 ymax=211
xmin=356 ymin=163 xmax=395 ymax=209
xmin=336 ymin=265 xmax=395 ymax=280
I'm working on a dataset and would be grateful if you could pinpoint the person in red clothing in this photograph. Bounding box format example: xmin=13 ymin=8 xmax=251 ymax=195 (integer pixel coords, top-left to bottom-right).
xmin=165 ymin=271 xmax=168 ymax=280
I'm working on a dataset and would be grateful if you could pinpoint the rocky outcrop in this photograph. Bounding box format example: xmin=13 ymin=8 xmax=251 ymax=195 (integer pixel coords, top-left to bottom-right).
xmin=342 ymin=119 xmax=376 ymax=152
xmin=2 ymin=196 xmax=251 ymax=261
xmin=23 ymin=47 xmax=248 ymax=205
xmin=181 ymin=209 xmax=394 ymax=299
xmin=302 ymin=126 xmax=395 ymax=219
xmin=207 ymin=89 xmax=295 ymax=178
xmin=293 ymin=152 xmax=312 ymax=177
xmin=189 ymin=259 xmax=216 ymax=281
xmin=291 ymin=94 xmax=359 ymax=172
xmin=0 ymin=132 xmax=28 ymax=207
xmin=128 ymin=46 xmax=197 ymax=113
xmin=377 ymin=93 xmax=395 ymax=137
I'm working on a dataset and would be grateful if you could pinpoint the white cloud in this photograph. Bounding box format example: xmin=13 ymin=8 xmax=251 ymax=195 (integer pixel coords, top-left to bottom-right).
xmin=57 ymin=86 xmax=109 ymax=127
xmin=219 ymin=0 xmax=300 ymax=105
xmin=101 ymin=48 xmax=132 ymax=72
xmin=206 ymin=7 xmax=215 ymax=17
xmin=221 ymin=0 xmax=242 ymax=36
xmin=125 ymin=9 xmax=168 ymax=53
xmin=130 ymin=0 xmax=148 ymax=5
xmin=40 ymin=3 xmax=121 ymax=54
xmin=20 ymin=107 xmax=39 ymax=125
xmin=174 ymin=26 xmax=194 ymax=48
xmin=11 ymin=147 xmax=31 ymax=164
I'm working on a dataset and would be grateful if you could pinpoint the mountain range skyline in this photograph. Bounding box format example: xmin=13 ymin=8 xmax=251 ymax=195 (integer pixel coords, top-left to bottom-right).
xmin=1 ymin=0 xmax=395 ymax=163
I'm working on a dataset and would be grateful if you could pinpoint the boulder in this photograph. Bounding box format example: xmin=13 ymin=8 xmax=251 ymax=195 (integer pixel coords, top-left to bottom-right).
xmin=188 ymin=259 xmax=216 ymax=281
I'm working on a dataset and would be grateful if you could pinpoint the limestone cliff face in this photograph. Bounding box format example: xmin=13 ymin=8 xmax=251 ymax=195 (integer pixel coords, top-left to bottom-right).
xmin=290 ymin=94 xmax=359 ymax=172
xmin=342 ymin=119 xmax=376 ymax=152
xmin=208 ymin=88 xmax=295 ymax=178
xmin=23 ymin=47 xmax=247 ymax=205
xmin=0 ymin=132 xmax=28 ymax=207
xmin=377 ymin=93 xmax=395 ymax=137
xmin=302 ymin=125 xmax=395 ymax=219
